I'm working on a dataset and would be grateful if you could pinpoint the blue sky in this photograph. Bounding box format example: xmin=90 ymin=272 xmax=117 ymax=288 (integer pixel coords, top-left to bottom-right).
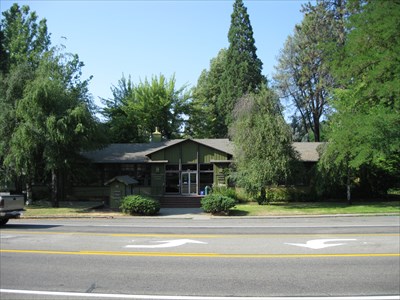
xmin=1 ymin=0 xmax=308 ymax=108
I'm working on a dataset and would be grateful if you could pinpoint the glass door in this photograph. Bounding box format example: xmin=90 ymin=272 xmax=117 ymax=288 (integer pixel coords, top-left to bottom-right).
xmin=181 ymin=172 xmax=197 ymax=195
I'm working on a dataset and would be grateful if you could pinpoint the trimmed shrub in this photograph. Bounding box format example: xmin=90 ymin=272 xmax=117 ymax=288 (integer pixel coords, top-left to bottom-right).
xmin=120 ymin=195 xmax=160 ymax=216
xmin=201 ymin=194 xmax=236 ymax=214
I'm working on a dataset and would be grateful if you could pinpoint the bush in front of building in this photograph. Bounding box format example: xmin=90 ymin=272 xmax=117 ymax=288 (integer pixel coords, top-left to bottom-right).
xmin=120 ymin=195 xmax=160 ymax=216
xmin=201 ymin=194 xmax=236 ymax=215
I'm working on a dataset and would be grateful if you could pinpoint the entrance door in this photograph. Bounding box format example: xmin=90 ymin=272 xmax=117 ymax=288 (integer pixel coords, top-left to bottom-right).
xmin=181 ymin=172 xmax=197 ymax=195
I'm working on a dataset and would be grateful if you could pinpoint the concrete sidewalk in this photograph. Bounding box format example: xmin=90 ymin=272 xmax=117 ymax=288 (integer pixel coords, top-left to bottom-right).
xmin=158 ymin=208 xmax=210 ymax=219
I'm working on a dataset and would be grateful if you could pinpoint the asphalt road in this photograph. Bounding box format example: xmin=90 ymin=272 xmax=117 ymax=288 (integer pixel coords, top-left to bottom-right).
xmin=1 ymin=215 xmax=399 ymax=300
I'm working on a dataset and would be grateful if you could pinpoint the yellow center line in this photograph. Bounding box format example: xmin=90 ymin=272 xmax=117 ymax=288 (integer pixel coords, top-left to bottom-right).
xmin=1 ymin=249 xmax=399 ymax=258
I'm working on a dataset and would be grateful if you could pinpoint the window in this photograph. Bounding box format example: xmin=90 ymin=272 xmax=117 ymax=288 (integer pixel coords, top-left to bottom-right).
xmin=165 ymin=172 xmax=180 ymax=193
xmin=182 ymin=164 xmax=197 ymax=171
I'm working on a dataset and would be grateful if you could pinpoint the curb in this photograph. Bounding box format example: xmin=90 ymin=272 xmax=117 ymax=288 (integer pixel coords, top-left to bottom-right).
xmin=20 ymin=212 xmax=399 ymax=220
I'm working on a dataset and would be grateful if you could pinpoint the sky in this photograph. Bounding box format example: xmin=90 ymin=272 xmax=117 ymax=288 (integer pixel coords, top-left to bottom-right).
xmin=1 ymin=0 xmax=309 ymax=108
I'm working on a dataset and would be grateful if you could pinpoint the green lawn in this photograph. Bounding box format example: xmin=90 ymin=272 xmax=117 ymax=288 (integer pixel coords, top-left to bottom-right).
xmin=230 ymin=200 xmax=400 ymax=216
xmin=22 ymin=199 xmax=399 ymax=217
xmin=23 ymin=201 xmax=110 ymax=217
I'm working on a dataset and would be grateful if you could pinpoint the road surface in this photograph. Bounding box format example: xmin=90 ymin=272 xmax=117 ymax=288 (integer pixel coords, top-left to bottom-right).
xmin=1 ymin=215 xmax=399 ymax=299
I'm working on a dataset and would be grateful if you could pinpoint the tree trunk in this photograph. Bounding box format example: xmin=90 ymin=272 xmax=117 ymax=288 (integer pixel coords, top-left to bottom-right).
xmin=60 ymin=170 xmax=66 ymax=203
xmin=346 ymin=166 xmax=352 ymax=206
xmin=51 ymin=169 xmax=59 ymax=208
xmin=260 ymin=187 xmax=268 ymax=205
xmin=313 ymin=112 xmax=320 ymax=142
xmin=25 ymin=181 xmax=33 ymax=205
xmin=13 ymin=175 xmax=23 ymax=194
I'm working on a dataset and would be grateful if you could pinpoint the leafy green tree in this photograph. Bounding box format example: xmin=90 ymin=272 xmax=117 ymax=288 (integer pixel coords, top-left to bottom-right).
xmin=320 ymin=0 xmax=400 ymax=201
xmin=0 ymin=64 xmax=36 ymax=192
xmin=333 ymin=0 xmax=399 ymax=110
xmin=319 ymin=105 xmax=400 ymax=202
xmin=4 ymin=50 xmax=102 ymax=207
xmin=132 ymin=75 xmax=189 ymax=140
xmin=0 ymin=4 xmax=51 ymax=193
xmin=187 ymin=49 xmax=227 ymax=138
xmin=101 ymin=75 xmax=141 ymax=142
xmin=1 ymin=3 xmax=50 ymax=73
xmin=102 ymin=74 xmax=190 ymax=142
xmin=230 ymin=88 xmax=298 ymax=204
xmin=274 ymin=0 xmax=347 ymax=142
xmin=218 ymin=0 xmax=265 ymax=137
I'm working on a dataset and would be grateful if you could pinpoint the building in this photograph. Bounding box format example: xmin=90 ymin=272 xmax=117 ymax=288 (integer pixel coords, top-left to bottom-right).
xmin=81 ymin=134 xmax=323 ymax=207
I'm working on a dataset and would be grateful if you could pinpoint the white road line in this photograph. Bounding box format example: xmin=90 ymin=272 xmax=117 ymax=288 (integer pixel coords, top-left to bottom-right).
xmin=1 ymin=289 xmax=399 ymax=300
xmin=90 ymin=224 xmax=398 ymax=228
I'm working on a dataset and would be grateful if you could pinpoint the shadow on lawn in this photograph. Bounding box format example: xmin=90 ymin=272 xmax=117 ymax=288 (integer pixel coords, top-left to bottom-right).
xmin=229 ymin=209 xmax=250 ymax=216
xmin=25 ymin=200 xmax=107 ymax=215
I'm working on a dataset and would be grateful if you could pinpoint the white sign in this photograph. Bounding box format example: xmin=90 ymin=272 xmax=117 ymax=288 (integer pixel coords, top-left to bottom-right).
xmin=285 ymin=238 xmax=357 ymax=249
xmin=125 ymin=239 xmax=207 ymax=249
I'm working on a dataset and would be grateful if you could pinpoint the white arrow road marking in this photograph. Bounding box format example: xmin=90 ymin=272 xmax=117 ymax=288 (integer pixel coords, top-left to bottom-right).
xmin=125 ymin=239 xmax=207 ymax=249
xmin=285 ymin=239 xmax=357 ymax=250
xmin=2 ymin=288 xmax=399 ymax=299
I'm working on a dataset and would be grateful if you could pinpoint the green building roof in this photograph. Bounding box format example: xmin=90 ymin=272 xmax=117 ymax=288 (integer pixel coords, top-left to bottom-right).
xmin=83 ymin=139 xmax=323 ymax=163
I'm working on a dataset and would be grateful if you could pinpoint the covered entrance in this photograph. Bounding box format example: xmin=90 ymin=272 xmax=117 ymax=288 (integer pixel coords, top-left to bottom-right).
xmin=147 ymin=139 xmax=233 ymax=204
xmin=181 ymin=171 xmax=197 ymax=195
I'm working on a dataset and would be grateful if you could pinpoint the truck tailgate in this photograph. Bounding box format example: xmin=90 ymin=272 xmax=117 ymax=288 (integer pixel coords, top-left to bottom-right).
xmin=0 ymin=195 xmax=25 ymax=211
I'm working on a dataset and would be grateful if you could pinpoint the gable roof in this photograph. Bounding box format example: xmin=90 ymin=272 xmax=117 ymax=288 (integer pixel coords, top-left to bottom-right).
xmin=82 ymin=142 xmax=173 ymax=163
xmin=82 ymin=139 xmax=232 ymax=163
xmin=104 ymin=175 xmax=138 ymax=186
xmin=83 ymin=139 xmax=323 ymax=164
xmin=146 ymin=138 xmax=233 ymax=157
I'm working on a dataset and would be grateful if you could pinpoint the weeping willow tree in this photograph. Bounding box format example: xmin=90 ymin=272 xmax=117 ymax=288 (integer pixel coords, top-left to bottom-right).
xmin=4 ymin=50 xmax=102 ymax=207
xmin=230 ymin=88 xmax=299 ymax=203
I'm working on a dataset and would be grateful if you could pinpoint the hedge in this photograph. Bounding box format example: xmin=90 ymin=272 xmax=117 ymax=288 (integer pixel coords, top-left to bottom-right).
xmin=120 ymin=195 xmax=160 ymax=215
xmin=201 ymin=194 xmax=236 ymax=214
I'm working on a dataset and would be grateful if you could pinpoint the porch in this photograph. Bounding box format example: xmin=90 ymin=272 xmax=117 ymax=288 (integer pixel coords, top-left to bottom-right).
xmin=159 ymin=195 xmax=202 ymax=208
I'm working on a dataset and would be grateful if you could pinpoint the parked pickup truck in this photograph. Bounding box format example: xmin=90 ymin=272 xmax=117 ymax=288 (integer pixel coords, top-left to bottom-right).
xmin=0 ymin=193 xmax=25 ymax=225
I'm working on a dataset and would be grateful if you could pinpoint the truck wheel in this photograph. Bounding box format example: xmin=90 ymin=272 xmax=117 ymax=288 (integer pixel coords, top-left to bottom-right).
xmin=0 ymin=218 xmax=9 ymax=226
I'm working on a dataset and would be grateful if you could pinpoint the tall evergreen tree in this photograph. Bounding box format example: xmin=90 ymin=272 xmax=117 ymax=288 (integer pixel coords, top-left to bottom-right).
xmin=187 ymin=49 xmax=227 ymax=138
xmin=218 ymin=0 xmax=265 ymax=137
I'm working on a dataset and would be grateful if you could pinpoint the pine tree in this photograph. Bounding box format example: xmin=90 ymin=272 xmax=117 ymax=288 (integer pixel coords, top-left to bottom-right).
xmin=218 ymin=0 xmax=265 ymax=137
xmin=187 ymin=49 xmax=227 ymax=138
